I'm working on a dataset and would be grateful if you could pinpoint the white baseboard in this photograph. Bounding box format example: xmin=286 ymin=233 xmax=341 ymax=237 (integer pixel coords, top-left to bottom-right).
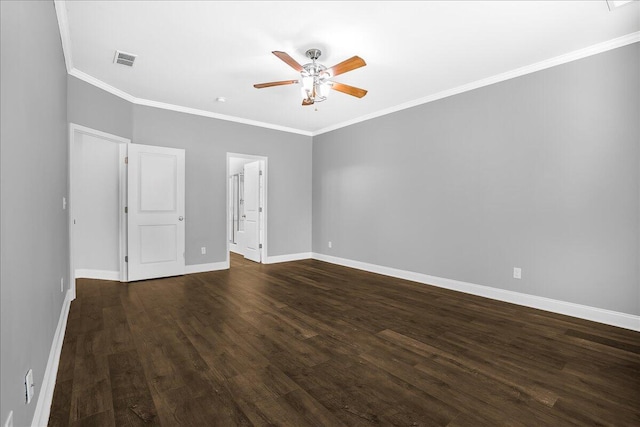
xmin=31 ymin=290 xmax=72 ymax=427
xmin=74 ymin=269 xmax=119 ymax=281
xmin=185 ymin=261 xmax=229 ymax=274
xmin=265 ymin=252 xmax=312 ymax=264
xmin=311 ymin=253 xmax=640 ymax=332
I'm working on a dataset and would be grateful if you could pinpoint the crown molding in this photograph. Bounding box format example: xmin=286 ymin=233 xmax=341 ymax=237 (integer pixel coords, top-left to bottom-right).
xmin=53 ymin=0 xmax=72 ymax=73
xmin=54 ymin=0 xmax=638 ymax=138
xmin=312 ymin=31 xmax=640 ymax=136
xmin=68 ymin=68 xmax=313 ymax=136
xmin=133 ymin=98 xmax=313 ymax=136
xmin=68 ymin=67 xmax=313 ymax=136
xmin=69 ymin=68 xmax=136 ymax=102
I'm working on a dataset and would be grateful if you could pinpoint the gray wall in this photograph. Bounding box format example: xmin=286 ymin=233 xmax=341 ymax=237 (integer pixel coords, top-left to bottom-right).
xmin=67 ymin=77 xmax=313 ymax=265
xmin=313 ymin=43 xmax=640 ymax=316
xmin=133 ymin=106 xmax=312 ymax=262
xmin=1 ymin=1 xmax=69 ymax=426
xmin=67 ymin=75 xmax=133 ymax=139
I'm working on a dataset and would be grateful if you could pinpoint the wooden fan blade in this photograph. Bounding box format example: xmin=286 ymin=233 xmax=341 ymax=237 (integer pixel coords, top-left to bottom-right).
xmin=254 ymin=80 xmax=298 ymax=89
xmin=331 ymin=82 xmax=368 ymax=98
xmin=327 ymin=56 xmax=366 ymax=77
xmin=302 ymin=98 xmax=314 ymax=106
xmin=272 ymin=51 xmax=304 ymax=72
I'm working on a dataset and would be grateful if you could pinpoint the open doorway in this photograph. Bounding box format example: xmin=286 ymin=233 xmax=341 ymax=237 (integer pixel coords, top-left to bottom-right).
xmin=227 ymin=153 xmax=267 ymax=266
xmin=70 ymin=125 xmax=188 ymax=297
xmin=69 ymin=124 xmax=129 ymax=297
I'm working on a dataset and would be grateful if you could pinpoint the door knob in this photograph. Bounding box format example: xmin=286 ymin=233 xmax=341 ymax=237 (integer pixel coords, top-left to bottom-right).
xmin=179 ymin=216 xmax=184 ymax=221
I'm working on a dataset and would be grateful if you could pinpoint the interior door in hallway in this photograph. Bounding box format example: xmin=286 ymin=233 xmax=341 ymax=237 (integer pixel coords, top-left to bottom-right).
xmin=127 ymin=143 xmax=186 ymax=281
xmin=243 ymin=160 xmax=263 ymax=262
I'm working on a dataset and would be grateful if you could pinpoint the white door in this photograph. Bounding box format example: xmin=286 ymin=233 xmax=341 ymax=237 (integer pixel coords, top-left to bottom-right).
xmin=128 ymin=143 xmax=186 ymax=281
xmin=243 ymin=161 xmax=262 ymax=262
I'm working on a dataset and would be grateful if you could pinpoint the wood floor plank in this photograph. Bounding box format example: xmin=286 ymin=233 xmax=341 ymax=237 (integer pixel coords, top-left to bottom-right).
xmin=69 ymin=339 xmax=112 ymax=424
xmin=279 ymin=388 xmax=347 ymax=427
xmin=47 ymin=379 xmax=73 ymax=427
xmin=69 ymin=409 xmax=115 ymax=427
xmin=69 ymin=376 xmax=113 ymax=423
xmin=50 ymin=253 xmax=640 ymax=426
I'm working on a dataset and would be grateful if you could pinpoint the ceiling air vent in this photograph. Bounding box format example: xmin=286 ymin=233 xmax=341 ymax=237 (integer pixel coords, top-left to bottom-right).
xmin=113 ymin=50 xmax=137 ymax=67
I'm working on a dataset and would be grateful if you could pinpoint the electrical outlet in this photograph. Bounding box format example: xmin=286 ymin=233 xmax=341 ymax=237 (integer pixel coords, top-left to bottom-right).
xmin=201 ymin=247 xmax=206 ymax=255
xmin=513 ymin=267 xmax=522 ymax=279
xmin=60 ymin=277 xmax=64 ymax=293
xmin=25 ymin=369 xmax=34 ymax=404
xmin=4 ymin=410 xmax=13 ymax=427
xmin=328 ymin=241 xmax=332 ymax=248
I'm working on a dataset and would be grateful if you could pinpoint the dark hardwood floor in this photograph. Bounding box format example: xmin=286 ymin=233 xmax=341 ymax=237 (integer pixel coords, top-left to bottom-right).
xmin=49 ymin=253 xmax=640 ymax=426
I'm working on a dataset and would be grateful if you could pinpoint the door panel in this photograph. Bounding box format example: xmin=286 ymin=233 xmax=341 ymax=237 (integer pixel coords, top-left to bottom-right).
xmin=140 ymin=153 xmax=177 ymax=211
xmin=139 ymin=225 xmax=178 ymax=263
xmin=128 ymin=144 xmax=185 ymax=281
xmin=243 ymin=161 xmax=261 ymax=262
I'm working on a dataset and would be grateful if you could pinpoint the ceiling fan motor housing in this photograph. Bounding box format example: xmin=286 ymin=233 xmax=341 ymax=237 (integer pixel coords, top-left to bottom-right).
xmin=302 ymin=48 xmax=330 ymax=78
xmin=305 ymin=48 xmax=322 ymax=61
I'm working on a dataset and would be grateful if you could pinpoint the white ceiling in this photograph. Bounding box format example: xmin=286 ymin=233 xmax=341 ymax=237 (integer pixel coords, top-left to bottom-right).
xmin=59 ymin=1 xmax=639 ymax=135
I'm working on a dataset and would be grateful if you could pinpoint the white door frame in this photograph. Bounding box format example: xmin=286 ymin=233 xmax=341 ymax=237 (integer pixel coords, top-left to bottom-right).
xmin=226 ymin=153 xmax=268 ymax=265
xmin=68 ymin=123 xmax=130 ymax=299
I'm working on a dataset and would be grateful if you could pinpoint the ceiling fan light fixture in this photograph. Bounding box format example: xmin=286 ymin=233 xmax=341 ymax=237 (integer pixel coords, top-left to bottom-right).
xmin=254 ymin=48 xmax=367 ymax=106
xmin=318 ymin=81 xmax=332 ymax=99
xmin=298 ymin=50 xmax=333 ymax=103
xmin=301 ymin=75 xmax=314 ymax=92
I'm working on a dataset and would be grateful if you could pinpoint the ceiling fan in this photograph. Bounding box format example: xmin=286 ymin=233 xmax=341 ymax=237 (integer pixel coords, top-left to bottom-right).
xmin=254 ymin=49 xmax=367 ymax=106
